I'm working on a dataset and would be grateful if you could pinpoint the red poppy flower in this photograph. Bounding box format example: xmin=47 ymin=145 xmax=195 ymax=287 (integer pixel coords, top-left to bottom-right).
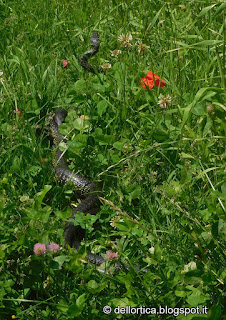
xmin=62 ymin=59 xmax=68 ymax=68
xmin=17 ymin=109 xmax=22 ymax=115
xmin=141 ymin=71 xmax=166 ymax=89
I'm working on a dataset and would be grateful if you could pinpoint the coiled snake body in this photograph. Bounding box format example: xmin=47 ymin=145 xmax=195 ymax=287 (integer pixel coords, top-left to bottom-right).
xmin=50 ymin=32 xmax=105 ymax=266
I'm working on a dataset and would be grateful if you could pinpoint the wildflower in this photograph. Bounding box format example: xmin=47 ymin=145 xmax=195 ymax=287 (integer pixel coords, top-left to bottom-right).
xmin=47 ymin=242 xmax=61 ymax=253
xmin=110 ymin=216 xmax=124 ymax=228
xmin=111 ymin=49 xmax=122 ymax=57
xmin=149 ymin=246 xmax=155 ymax=254
xmin=157 ymin=94 xmax=171 ymax=108
xmin=118 ymin=33 xmax=133 ymax=48
xmin=141 ymin=71 xmax=166 ymax=89
xmin=17 ymin=109 xmax=22 ymax=115
xmin=8 ymin=173 xmax=12 ymax=177
xmin=136 ymin=41 xmax=150 ymax=54
xmin=62 ymin=59 xmax=68 ymax=68
xmin=41 ymin=157 xmax=45 ymax=164
xmin=206 ymin=104 xmax=214 ymax=113
xmin=33 ymin=243 xmax=46 ymax=256
xmin=102 ymin=63 xmax=112 ymax=70
xmin=20 ymin=195 xmax=29 ymax=202
xmin=12 ymin=316 xmax=16 ymax=319
xmin=0 ymin=71 xmax=4 ymax=84
xmin=184 ymin=261 xmax=197 ymax=273
xmin=80 ymin=115 xmax=89 ymax=120
xmin=43 ymin=275 xmax=52 ymax=288
xmin=105 ymin=250 xmax=118 ymax=259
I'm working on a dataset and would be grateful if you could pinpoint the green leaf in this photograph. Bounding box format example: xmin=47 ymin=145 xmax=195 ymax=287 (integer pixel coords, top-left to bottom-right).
xmin=94 ymin=128 xmax=113 ymax=145
xmin=127 ymin=186 xmax=141 ymax=204
xmin=67 ymin=293 xmax=86 ymax=317
xmin=73 ymin=79 xmax=87 ymax=93
xmin=221 ymin=182 xmax=226 ymax=196
xmin=215 ymin=3 xmax=226 ymax=17
xmin=67 ymin=134 xmax=88 ymax=155
xmin=203 ymin=117 xmax=212 ymax=137
xmin=97 ymin=100 xmax=108 ymax=116
xmin=207 ymin=305 xmax=222 ymax=320
xmin=76 ymin=293 xmax=86 ymax=309
xmin=218 ymin=219 xmax=226 ymax=236
xmin=32 ymin=98 xmax=39 ymax=111
xmin=53 ymin=255 xmax=68 ymax=268
xmin=113 ymin=141 xmax=124 ymax=151
xmin=73 ymin=118 xmax=91 ymax=132
xmin=197 ymin=4 xmax=217 ymax=18
xmin=154 ymin=243 xmax=162 ymax=261
xmin=68 ymin=213 xmax=98 ymax=232
xmin=192 ymin=103 xmax=206 ymax=116
xmin=87 ymin=280 xmax=98 ymax=290
xmin=181 ymin=87 xmax=223 ymax=129
xmin=145 ymin=5 xmax=165 ymax=34
xmin=34 ymin=185 xmax=52 ymax=210
xmin=175 ymin=290 xmax=187 ymax=298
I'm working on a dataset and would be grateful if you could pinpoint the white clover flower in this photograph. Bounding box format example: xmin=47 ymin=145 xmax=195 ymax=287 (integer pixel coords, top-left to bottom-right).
xmin=136 ymin=41 xmax=150 ymax=53
xmin=157 ymin=94 xmax=171 ymax=108
xmin=118 ymin=33 xmax=133 ymax=48
xmin=102 ymin=63 xmax=112 ymax=70
xmin=110 ymin=216 xmax=124 ymax=228
xmin=111 ymin=49 xmax=122 ymax=57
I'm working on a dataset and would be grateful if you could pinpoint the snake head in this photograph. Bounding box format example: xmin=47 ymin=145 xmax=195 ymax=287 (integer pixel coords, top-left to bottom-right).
xmin=54 ymin=109 xmax=66 ymax=126
xmin=90 ymin=32 xmax=100 ymax=49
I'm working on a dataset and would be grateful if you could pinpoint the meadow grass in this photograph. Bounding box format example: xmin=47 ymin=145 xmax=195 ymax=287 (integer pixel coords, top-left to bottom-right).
xmin=0 ymin=0 xmax=225 ymax=319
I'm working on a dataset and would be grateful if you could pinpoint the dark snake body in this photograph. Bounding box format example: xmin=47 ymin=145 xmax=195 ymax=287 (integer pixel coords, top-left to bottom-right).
xmin=49 ymin=33 xmax=147 ymax=272
xmin=80 ymin=32 xmax=103 ymax=74
xmin=50 ymin=32 xmax=105 ymax=266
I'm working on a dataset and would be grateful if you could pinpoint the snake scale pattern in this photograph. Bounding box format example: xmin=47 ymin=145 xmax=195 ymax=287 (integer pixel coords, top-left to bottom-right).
xmin=49 ymin=32 xmax=105 ymax=266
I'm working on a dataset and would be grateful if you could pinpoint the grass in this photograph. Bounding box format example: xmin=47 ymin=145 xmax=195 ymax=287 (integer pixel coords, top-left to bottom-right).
xmin=0 ymin=0 xmax=225 ymax=319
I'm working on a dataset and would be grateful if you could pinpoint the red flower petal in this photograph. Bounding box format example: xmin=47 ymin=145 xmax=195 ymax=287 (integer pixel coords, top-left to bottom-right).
xmin=141 ymin=71 xmax=166 ymax=89
xmin=17 ymin=109 xmax=22 ymax=115
xmin=62 ymin=59 xmax=68 ymax=68
xmin=141 ymin=78 xmax=155 ymax=89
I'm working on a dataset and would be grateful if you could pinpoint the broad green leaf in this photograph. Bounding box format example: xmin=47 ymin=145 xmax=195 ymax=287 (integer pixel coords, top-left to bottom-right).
xmin=53 ymin=255 xmax=68 ymax=268
xmin=87 ymin=280 xmax=98 ymax=290
xmin=73 ymin=117 xmax=90 ymax=132
xmin=113 ymin=141 xmax=124 ymax=151
xmin=97 ymin=100 xmax=108 ymax=116
xmin=175 ymin=290 xmax=187 ymax=298
xmin=73 ymin=79 xmax=87 ymax=93
xmin=76 ymin=293 xmax=86 ymax=308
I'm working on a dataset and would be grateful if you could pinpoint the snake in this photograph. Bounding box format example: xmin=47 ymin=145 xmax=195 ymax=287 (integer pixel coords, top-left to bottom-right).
xmin=49 ymin=32 xmax=106 ymax=267
xmin=49 ymin=32 xmax=147 ymax=273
